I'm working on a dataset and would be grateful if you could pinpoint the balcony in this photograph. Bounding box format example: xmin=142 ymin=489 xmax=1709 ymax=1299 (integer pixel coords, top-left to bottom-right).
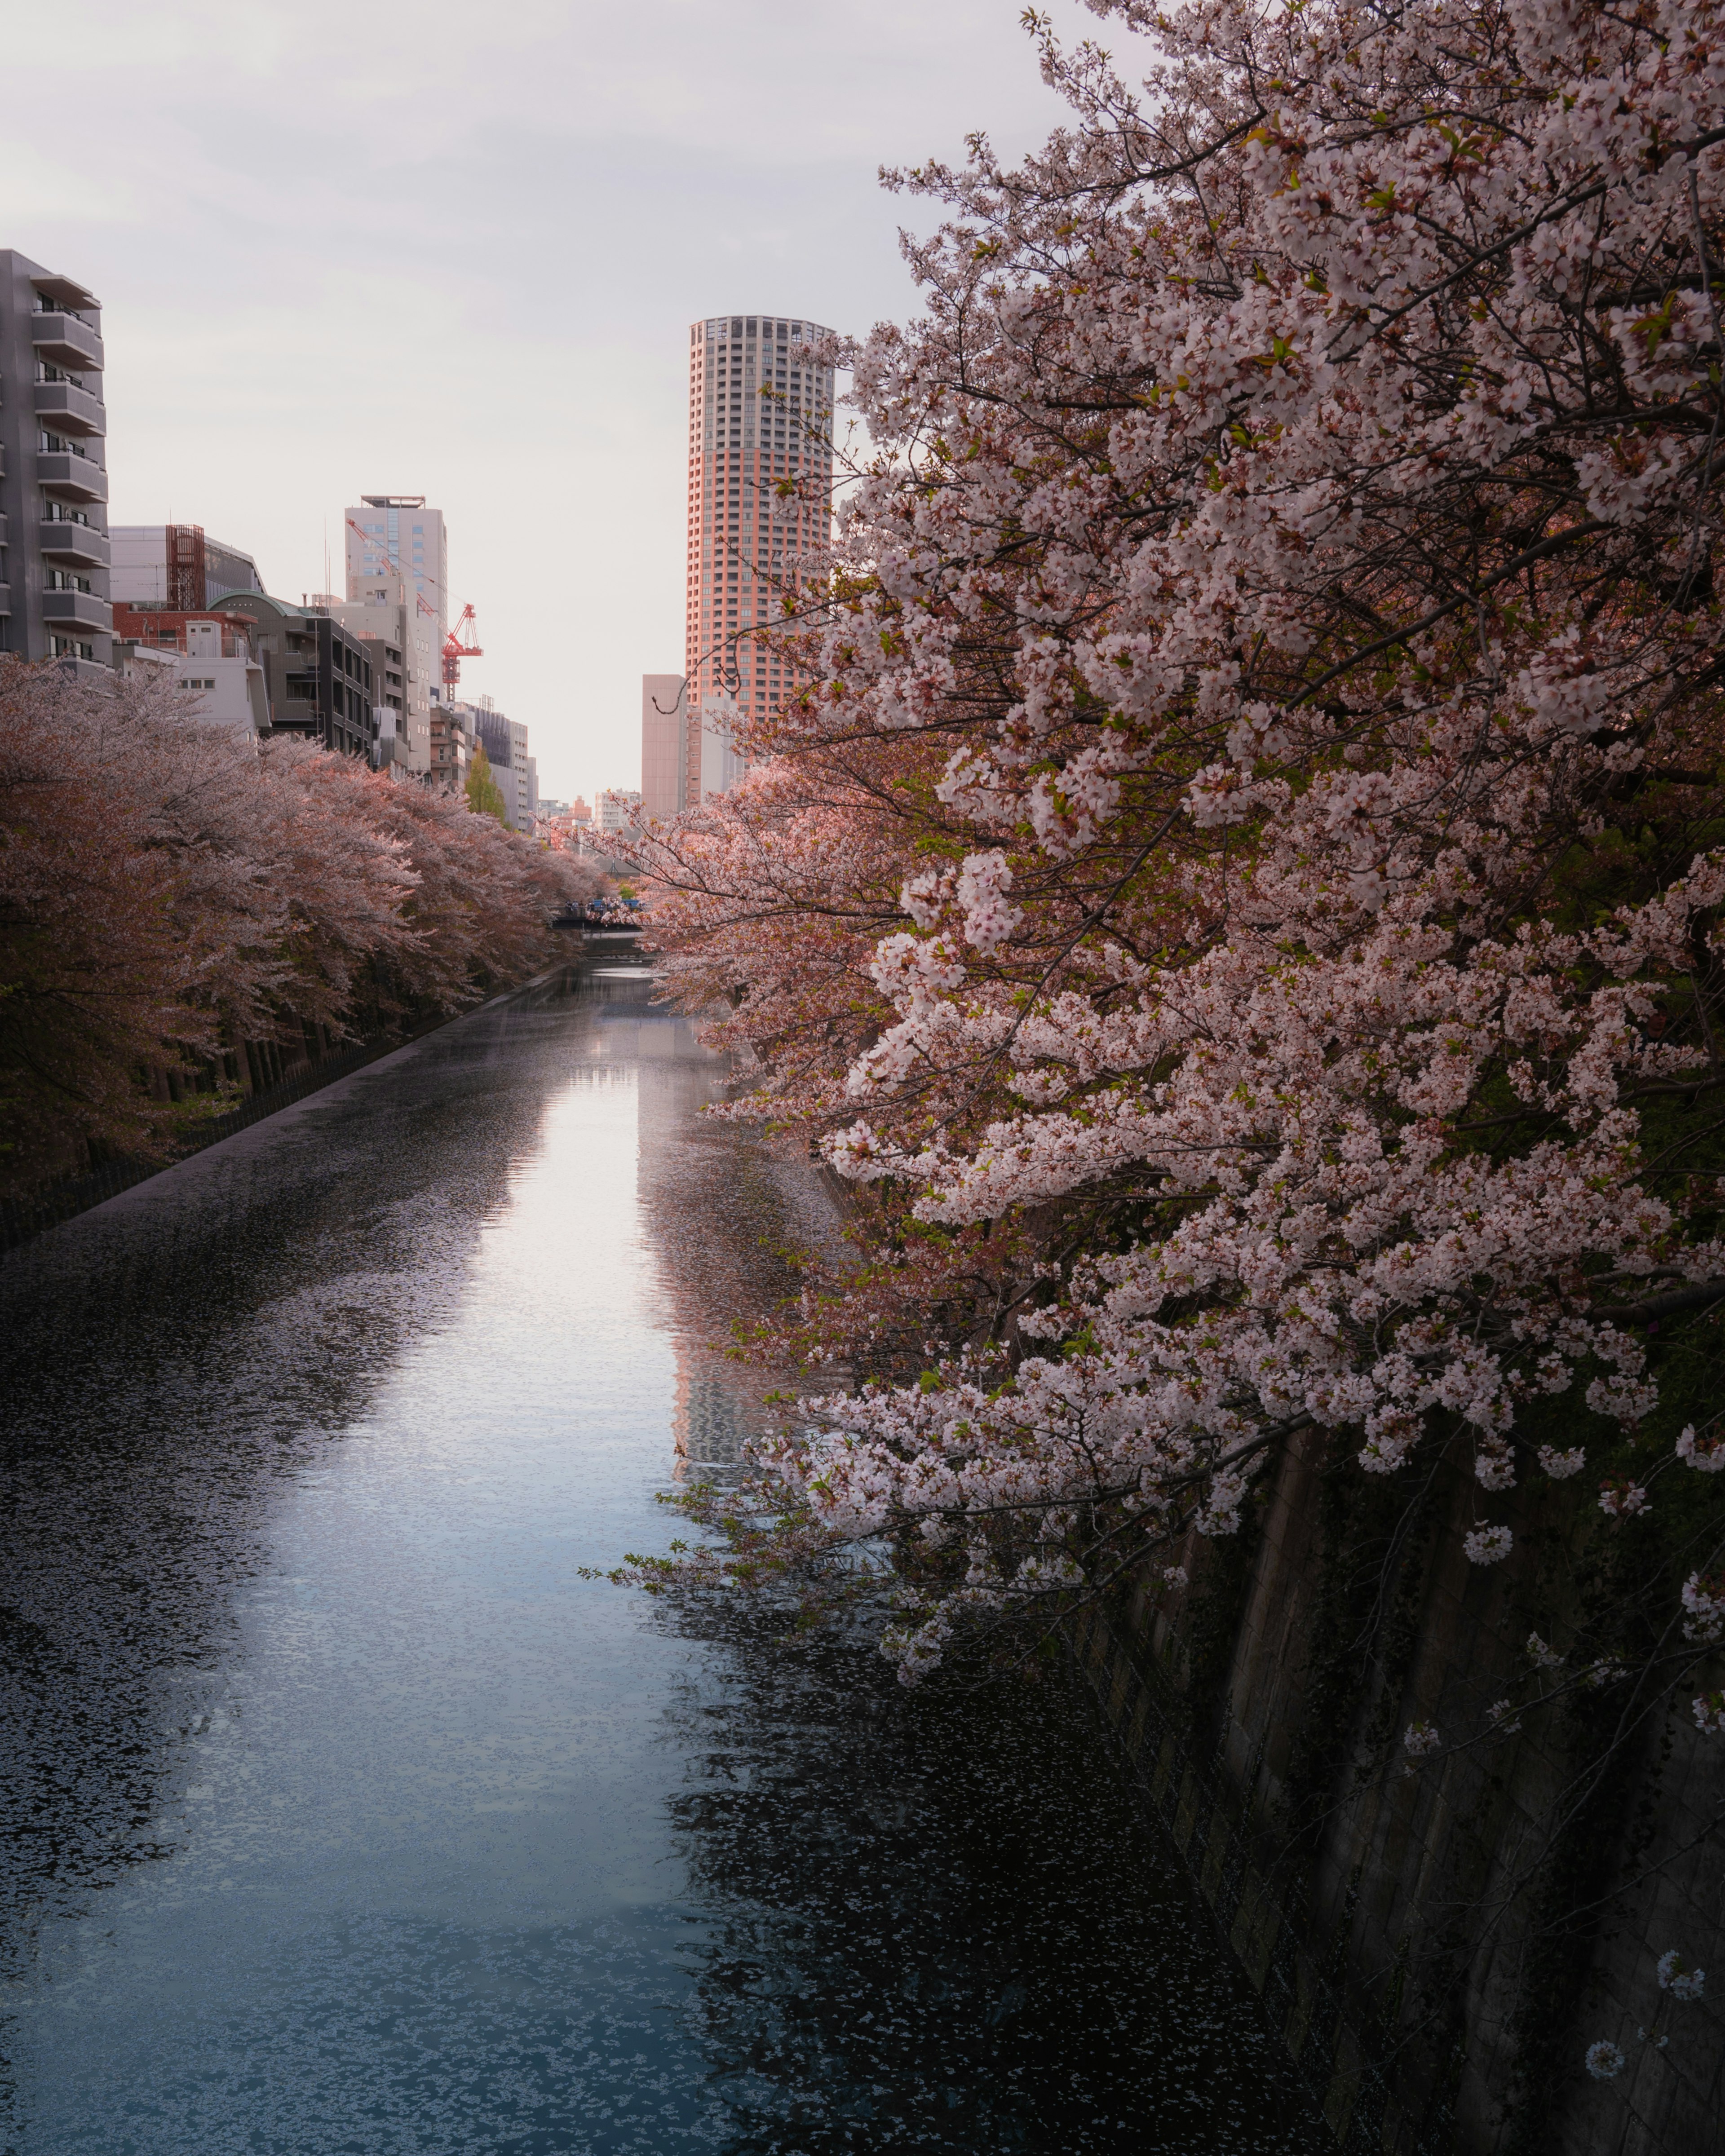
xmin=33 ymin=380 xmax=106 ymax=437
xmin=30 ymin=312 xmax=104 ymax=371
xmin=43 ymin=588 xmax=113 ymax=634
xmin=36 ymin=450 xmax=107 ymax=504
xmin=39 ymin=518 xmax=109 ymax=570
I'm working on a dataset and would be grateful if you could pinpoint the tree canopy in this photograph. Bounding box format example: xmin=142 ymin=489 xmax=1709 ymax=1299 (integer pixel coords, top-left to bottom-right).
xmin=0 ymin=665 xmax=600 ymax=1189
xmin=627 ymin=0 xmax=1725 ymax=1833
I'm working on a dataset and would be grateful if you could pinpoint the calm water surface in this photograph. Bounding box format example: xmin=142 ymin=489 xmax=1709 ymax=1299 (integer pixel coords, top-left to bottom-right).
xmin=0 ymin=964 xmax=1323 ymax=2154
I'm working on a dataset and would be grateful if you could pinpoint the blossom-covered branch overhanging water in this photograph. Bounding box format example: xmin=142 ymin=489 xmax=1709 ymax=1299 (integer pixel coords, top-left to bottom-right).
xmin=622 ymin=0 xmax=1725 ymax=1854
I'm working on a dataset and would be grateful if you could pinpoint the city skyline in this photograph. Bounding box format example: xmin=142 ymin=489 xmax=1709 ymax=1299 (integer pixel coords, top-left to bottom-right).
xmin=0 ymin=0 xmax=1089 ymax=800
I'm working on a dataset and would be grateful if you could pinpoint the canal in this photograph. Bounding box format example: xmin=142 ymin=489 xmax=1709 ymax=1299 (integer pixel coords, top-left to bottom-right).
xmin=0 ymin=963 xmax=1324 ymax=2154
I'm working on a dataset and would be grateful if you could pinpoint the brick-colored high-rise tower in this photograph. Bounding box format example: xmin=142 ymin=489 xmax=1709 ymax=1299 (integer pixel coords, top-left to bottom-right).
xmin=683 ymin=312 xmax=834 ymax=806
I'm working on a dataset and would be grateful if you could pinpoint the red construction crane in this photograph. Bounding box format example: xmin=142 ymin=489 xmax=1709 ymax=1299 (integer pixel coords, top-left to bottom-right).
xmin=442 ymin=602 xmax=482 ymax=693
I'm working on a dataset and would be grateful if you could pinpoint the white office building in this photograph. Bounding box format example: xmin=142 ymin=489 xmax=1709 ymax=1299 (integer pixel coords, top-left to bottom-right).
xmin=345 ymin=496 xmax=448 ymax=655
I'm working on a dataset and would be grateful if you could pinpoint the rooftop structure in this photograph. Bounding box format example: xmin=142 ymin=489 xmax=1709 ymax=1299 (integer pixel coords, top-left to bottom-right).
xmin=111 ymin=605 xmax=270 ymax=737
xmin=110 ymin=526 xmax=264 ymax=610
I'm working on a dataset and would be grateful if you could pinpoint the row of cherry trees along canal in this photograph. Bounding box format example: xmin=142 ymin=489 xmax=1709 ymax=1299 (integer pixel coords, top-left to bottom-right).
xmin=625 ymin=0 xmax=1725 ymax=2138
xmin=0 ymin=663 xmax=601 ymax=1198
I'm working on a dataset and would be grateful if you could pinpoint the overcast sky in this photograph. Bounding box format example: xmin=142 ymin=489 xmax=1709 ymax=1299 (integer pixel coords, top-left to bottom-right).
xmin=3 ymin=0 xmax=1119 ymax=803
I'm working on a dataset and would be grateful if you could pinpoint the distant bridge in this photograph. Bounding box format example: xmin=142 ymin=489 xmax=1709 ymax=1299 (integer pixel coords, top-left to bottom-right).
xmin=553 ymin=907 xmax=645 ymax=939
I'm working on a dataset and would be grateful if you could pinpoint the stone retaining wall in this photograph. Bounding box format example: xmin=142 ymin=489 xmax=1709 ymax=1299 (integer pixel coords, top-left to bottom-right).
xmin=1072 ymin=1429 xmax=1724 ymax=2154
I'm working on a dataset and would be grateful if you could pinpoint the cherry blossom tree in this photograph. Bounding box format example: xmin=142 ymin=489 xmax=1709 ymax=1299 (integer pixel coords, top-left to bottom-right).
xmin=631 ymin=0 xmax=1725 ymax=1763
xmin=0 ymin=663 xmax=219 ymax=1179
xmin=621 ymin=3 xmax=1725 ymax=2112
xmin=0 ymin=663 xmax=596 ymax=1193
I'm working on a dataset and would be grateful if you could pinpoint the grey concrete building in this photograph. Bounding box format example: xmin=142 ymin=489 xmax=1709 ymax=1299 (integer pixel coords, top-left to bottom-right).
xmin=0 ymin=251 xmax=111 ymax=676
xmin=212 ymin=591 xmax=388 ymax=764
xmin=467 ymin=700 xmax=534 ymax=828
xmin=324 ymin=573 xmax=438 ymax=777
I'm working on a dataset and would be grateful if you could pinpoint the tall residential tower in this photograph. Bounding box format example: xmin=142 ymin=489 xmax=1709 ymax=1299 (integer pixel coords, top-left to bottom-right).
xmin=682 ymin=313 xmax=834 ymax=810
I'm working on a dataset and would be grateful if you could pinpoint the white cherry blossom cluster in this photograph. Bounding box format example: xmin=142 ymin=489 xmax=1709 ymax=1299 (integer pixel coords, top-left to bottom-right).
xmin=1681 ymin=1573 xmax=1725 ymax=1646
xmin=1657 ymin=1950 xmax=1706 ymax=2002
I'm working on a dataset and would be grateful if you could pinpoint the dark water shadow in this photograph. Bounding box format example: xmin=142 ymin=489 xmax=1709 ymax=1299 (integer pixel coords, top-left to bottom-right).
xmin=651 ymin=1595 xmax=1329 ymax=2155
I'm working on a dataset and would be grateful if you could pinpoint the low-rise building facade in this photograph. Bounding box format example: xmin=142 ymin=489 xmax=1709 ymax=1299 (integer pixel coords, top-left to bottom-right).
xmin=111 ymin=605 xmax=271 ymax=736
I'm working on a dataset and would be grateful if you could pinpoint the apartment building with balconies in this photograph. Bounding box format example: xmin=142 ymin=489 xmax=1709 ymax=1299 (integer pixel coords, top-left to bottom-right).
xmin=427 ymin=703 xmax=472 ymax=790
xmin=0 ymin=251 xmax=112 ymax=675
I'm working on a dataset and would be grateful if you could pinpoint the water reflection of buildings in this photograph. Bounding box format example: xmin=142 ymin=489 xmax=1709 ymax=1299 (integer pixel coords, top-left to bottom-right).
xmin=671 ymin=1367 xmax=749 ymax=1477
xmin=612 ymin=972 xmax=838 ymax=1482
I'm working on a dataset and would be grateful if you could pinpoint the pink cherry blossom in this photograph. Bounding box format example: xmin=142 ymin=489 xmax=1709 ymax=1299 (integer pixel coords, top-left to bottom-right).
xmin=624 ymin=0 xmax=1725 ymax=1726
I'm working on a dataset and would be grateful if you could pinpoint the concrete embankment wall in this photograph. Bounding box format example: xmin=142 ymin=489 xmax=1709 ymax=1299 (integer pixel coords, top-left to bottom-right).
xmin=1074 ymin=1436 xmax=1724 ymax=2155
xmin=0 ymin=958 xmax=609 ymax=1255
